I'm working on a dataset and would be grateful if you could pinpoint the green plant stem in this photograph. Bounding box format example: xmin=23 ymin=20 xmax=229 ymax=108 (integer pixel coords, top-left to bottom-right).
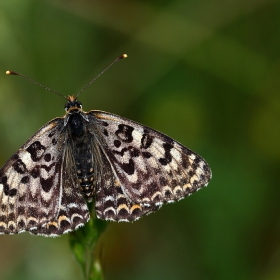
xmin=69 ymin=202 xmax=107 ymax=280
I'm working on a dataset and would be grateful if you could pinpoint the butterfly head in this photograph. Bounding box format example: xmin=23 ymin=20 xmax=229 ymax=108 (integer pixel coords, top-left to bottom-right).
xmin=65 ymin=95 xmax=82 ymax=112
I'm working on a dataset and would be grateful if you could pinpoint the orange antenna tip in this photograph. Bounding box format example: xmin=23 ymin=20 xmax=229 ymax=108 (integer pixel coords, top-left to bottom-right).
xmin=6 ymin=71 xmax=19 ymax=75
xmin=116 ymin=54 xmax=127 ymax=61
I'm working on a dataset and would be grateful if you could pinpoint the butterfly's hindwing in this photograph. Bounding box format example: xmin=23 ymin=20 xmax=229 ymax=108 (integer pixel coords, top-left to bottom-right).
xmin=30 ymin=169 xmax=90 ymax=236
xmin=94 ymin=151 xmax=161 ymax=222
xmin=89 ymin=111 xmax=211 ymax=212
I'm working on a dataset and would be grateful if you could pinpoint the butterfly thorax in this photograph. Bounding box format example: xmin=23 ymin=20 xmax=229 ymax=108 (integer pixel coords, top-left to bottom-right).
xmin=65 ymin=98 xmax=95 ymax=201
xmin=69 ymin=112 xmax=85 ymax=137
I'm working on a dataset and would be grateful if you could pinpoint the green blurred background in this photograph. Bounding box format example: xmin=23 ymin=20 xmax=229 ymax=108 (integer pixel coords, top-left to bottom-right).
xmin=0 ymin=0 xmax=279 ymax=279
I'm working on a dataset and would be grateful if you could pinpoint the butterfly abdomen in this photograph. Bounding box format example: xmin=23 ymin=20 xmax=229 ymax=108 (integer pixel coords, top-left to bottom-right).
xmin=75 ymin=150 xmax=94 ymax=200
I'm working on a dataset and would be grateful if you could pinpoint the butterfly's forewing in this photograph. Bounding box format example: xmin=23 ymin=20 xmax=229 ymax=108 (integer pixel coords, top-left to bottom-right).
xmin=0 ymin=118 xmax=89 ymax=236
xmin=0 ymin=119 xmax=63 ymax=234
xmin=89 ymin=111 xmax=211 ymax=210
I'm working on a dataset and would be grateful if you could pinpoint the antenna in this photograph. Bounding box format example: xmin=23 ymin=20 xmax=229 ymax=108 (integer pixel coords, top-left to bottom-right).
xmin=6 ymin=54 xmax=127 ymax=100
xmin=6 ymin=70 xmax=68 ymax=100
xmin=76 ymin=54 xmax=127 ymax=98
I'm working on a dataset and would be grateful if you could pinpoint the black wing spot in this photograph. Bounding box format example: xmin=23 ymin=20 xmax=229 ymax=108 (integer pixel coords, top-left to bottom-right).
xmin=141 ymin=133 xmax=154 ymax=149
xmin=60 ymin=219 xmax=71 ymax=229
xmin=159 ymin=176 xmax=168 ymax=186
xmin=131 ymin=206 xmax=141 ymax=215
xmin=115 ymin=124 xmax=134 ymax=143
xmin=118 ymin=208 xmax=129 ymax=219
xmin=18 ymin=220 xmax=25 ymax=228
xmin=181 ymin=153 xmax=190 ymax=169
xmin=8 ymin=213 xmax=15 ymax=221
xmin=18 ymin=206 xmax=25 ymax=215
xmin=101 ymin=121 xmax=109 ymax=127
xmin=121 ymin=159 xmax=135 ymax=175
xmin=9 ymin=204 xmax=14 ymax=211
xmin=4 ymin=185 xmax=9 ymax=196
xmin=21 ymin=176 xmax=30 ymax=184
xmin=48 ymin=131 xmax=56 ymax=138
xmin=129 ymin=147 xmax=140 ymax=157
xmin=11 ymin=154 xmax=19 ymax=161
xmin=114 ymin=140 xmax=121 ymax=148
xmin=159 ymin=143 xmax=173 ymax=165
xmin=171 ymin=179 xmax=177 ymax=187
xmin=41 ymin=176 xmax=55 ymax=192
xmin=203 ymin=164 xmax=209 ymax=171
xmin=31 ymin=166 xmax=40 ymax=178
xmin=28 ymin=207 xmax=38 ymax=219
xmin=13 ymin=159 xmax=27 ymax=174
xmin=188 ymin=170 xmax=195 ymax=177
xmin=142 ymin=152 xmax=152 ymax=158
xmin=9 ymin=189 xmax=17 ymax=197
xmin=113 ymin=147 xmax=139 ymax=158
xmin=44 ymin=153 xmax=51 ymax=162
xmin=191 ymin=161 xmax=199 ymax=170
xmin=116 ymin=197 xmax=127 ymax=206
xmin=0 ymin=175 xmax=8 ymax=184
xmin=8 ymin=224 xmax=15 ymax=231
xmin=27 ymin=220 xmax=36 ymax=227
xmin=26 ymin=141 xmax=46 ymax=162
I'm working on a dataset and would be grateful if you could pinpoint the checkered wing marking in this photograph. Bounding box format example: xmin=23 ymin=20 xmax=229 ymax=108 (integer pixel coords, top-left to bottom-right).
xmin=0 ymin=118 xmax=89 ymax=236
xmin=90 ymin=111 xmax=211 ymax=209
xmin=31 ymin=143 xmax=90 ymax=236
xmin=94 ymin=151 xmax=161 ymax=222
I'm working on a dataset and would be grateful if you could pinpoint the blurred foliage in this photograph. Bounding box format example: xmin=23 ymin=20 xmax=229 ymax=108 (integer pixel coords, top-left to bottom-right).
xmin=0 ymin=0 xmax=279 ymax=279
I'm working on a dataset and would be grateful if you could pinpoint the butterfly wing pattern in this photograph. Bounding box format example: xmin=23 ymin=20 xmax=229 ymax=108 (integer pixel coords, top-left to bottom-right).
xmin=0 ymin=118 xmax=89 ymax=236
xmin=0 ymin=95 xmax=211 ymax=237
xmin=91 ymin=111 xmax=211 ymax=221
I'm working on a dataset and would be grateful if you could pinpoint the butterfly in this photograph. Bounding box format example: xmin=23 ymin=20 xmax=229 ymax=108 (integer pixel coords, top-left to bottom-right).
xmin=0 ymin=55 xmax=211 ymax=237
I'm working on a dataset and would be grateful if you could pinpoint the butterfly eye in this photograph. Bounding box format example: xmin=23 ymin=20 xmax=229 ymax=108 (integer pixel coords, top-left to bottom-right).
xmin=76 ymin=101 xmax=82 ymax=109
xmin=64 ymin=103 xmax=70 ymax=112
